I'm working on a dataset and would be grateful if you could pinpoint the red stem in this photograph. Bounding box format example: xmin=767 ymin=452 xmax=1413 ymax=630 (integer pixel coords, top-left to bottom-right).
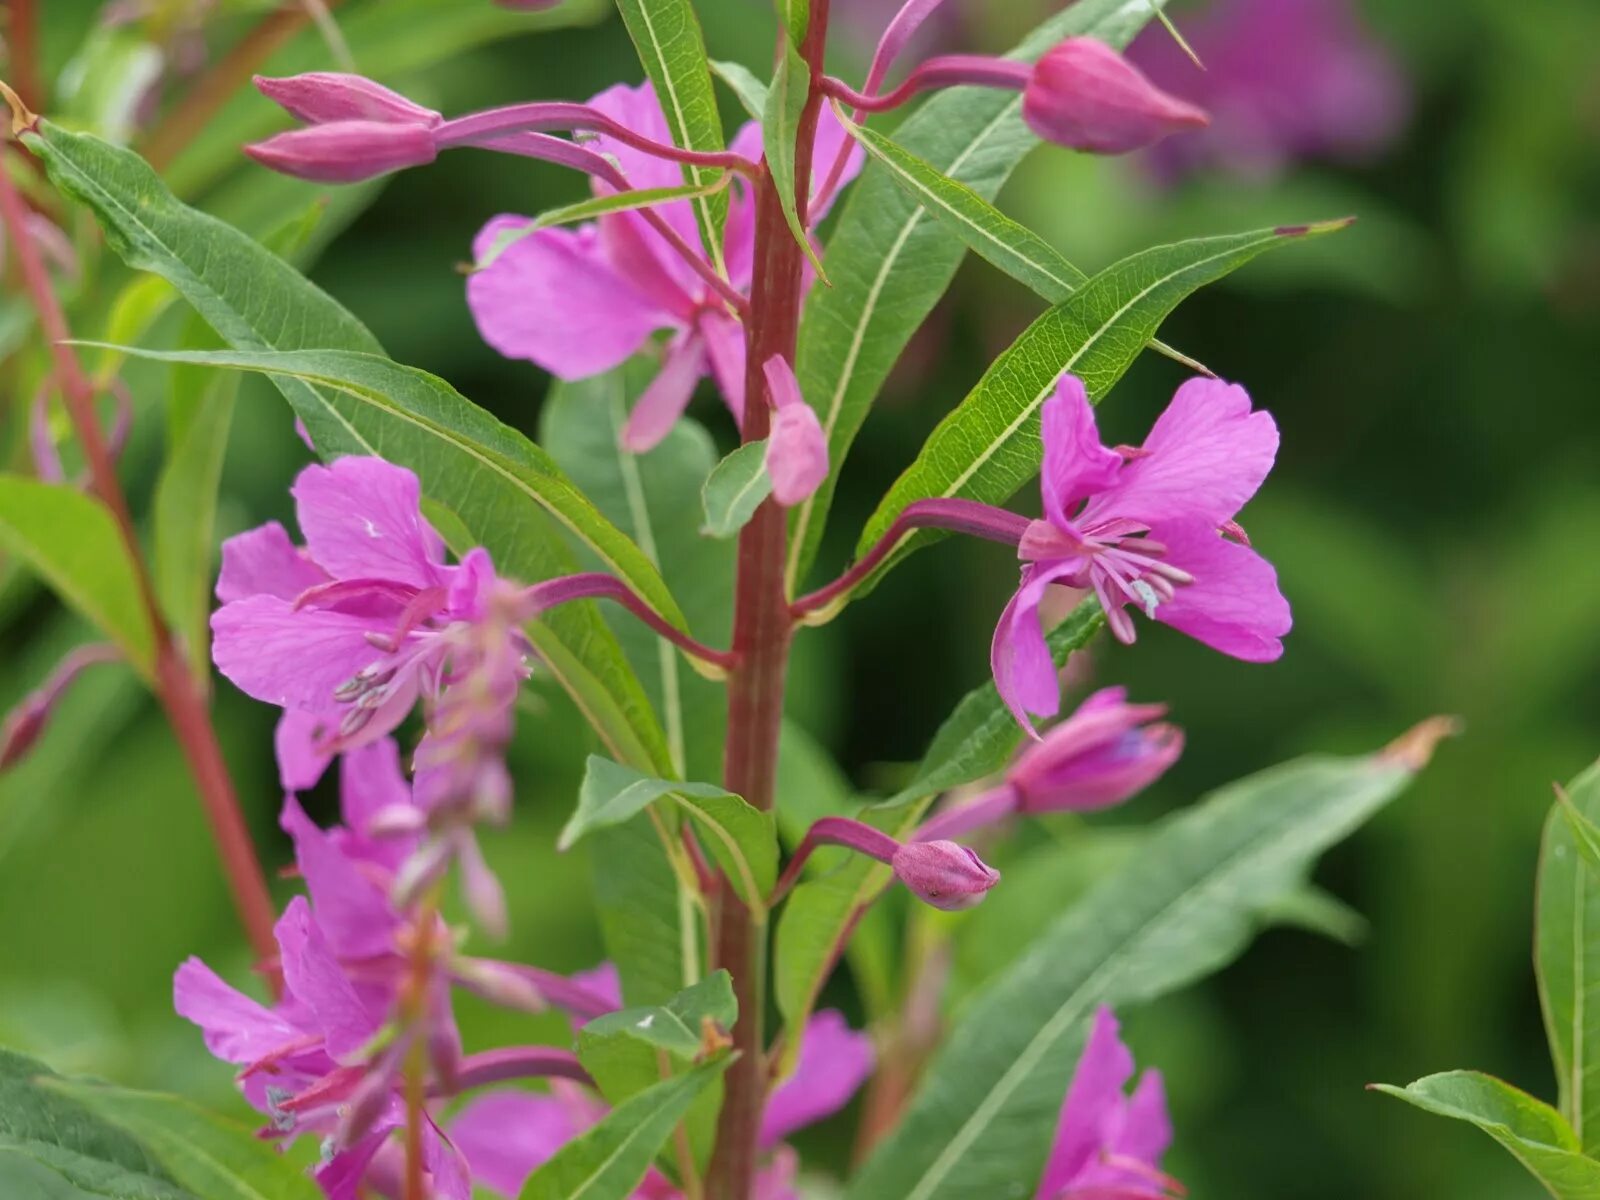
xmin=6 ymin=0 xmax=41 ymax=112
xmin=521 ymin=572 xmax=739 ymax=671
xmin=706 ymin=7 xmax=832 ymax=1198
xmin=0 ymin=160 xmax=281 ymax=980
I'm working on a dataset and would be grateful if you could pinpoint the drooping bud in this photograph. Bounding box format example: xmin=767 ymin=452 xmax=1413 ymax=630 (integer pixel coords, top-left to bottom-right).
xmin=762 ymin=356 xmax=828 ymax=506
xmin=1023 ymin=37 xmax=1209 ymax=155
xmin=1 ymin=645 xmax=120 ymax=771
xmin=1008 ymin=687 xmax=1183 ymax=813
xmin=245 ymin=120 xmax=438 ymax=183
xmin=890 ymin=840 xmax=1000 ymax=911
xmin=255 ymin=72 xmax=443 ymax=127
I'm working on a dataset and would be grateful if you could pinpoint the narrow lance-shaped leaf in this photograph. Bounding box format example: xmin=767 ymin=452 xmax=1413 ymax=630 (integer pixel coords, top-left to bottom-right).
xmin=786 ymin=0 xmax=1176 ymax=593
xmin=763 ymin=41 xmax=827 ymax=276
xmin=614 ymin=0 xmax=729 ymax=268
xmin=846 ymin=726 xmax=1439 ymax=1200
xmin=710 ymin=59 xmax=769 ymax=120
xmin=851 ymin=222 xmax=1349 ymax=594
xmin=0 ymin=477 xmax=155 ymax=681
xmin=1374 ymin=1073 xmax=1600 ymax=1200
xmin=701 ymin=441 xmax=773 ymax=539
xmin=1537 ymin=762 xmax=1600 ymax=1150
xmin=519 ymin=1056 xmax=731 ymax=1200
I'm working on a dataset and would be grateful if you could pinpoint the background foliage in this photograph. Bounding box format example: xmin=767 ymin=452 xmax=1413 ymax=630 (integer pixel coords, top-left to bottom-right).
xmin=4 ymin=0 xmax=1599 ymax=1196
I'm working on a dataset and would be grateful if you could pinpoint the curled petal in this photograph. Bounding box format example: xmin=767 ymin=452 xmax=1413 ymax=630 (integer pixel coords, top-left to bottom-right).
xmin=991 ymin=560 xmax=1085 ymax=737
xmin=1040 ymin=374 xmax=1122 ymax=527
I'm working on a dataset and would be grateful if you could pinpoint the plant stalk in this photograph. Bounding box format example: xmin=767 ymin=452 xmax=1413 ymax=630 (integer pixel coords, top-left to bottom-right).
xmin=707 ymin=4 xmax=831 ymax=1196
xmin=6 ymin=0 xmax=41 ymax=112
xmin=0 ymin=160 xmax=280 ymax=978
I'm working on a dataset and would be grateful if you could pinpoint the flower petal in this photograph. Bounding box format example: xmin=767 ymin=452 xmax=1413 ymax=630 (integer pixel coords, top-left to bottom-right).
xmin=764 ymin=359 xmax=828 ymax=506
xmin=276 ymin=708 xmax=336 ymax=792
xmin=281 ymin=796 xmax=397 ymax=961
xmin=291 ymin=458 xmax=445 ymax=590
xmin=1040 ymin=374 xmax=1123 ymax=527
xmin=622 ymin=333 xmax=707 ymax=453
xmin=991 ymin=560 xmax=1084 ymax=736
xmin=1149 ymin=518 xmax=1291 ymax=661
xmin=276 ymin=896 xmax=382 ymax=1061
xmin=216 ymin=521 xmax=329 ymax=603
xmin=451 ymin=1091 xmax=583 ymax=1197
xmin=760 ymin=1010 xmax=874 ymax=1147
xmin=1092 ymin=376 xmax=1277 ymax=528
xmin=211 ymin=596 xmax=387 ymax=710
xmin=173 ymin=957 xmax=300 ymax=1064
xmin=700 ymin=307 xmax=748 ymax=426
xmin=1035 ymin=1006 xmax=1135 ymax=1199
xmin=468 ymin=219 xmax=666 ymax=378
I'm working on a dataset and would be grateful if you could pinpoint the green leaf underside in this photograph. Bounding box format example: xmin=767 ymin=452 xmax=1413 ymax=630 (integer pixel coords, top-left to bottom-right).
xmin=846 ymin=747 xmax=1420 ymax=1200
xmin=614 ymin=0 xmax=729 ymax=270
xmin=774 ymin=608 xmax=1103 ymax=1054
xmin=0 ymin=478 xmax=155 ymax=680
xmin=787 ymin=0 xmax=1176 ymax=594
xmin=851 ymin=224 xmax=1345 ymax=592
xmin=518 ymin=1057 xmax=729 ymax=1200
xmin=43 ymin=1081 xmax=320 ymax=1200
xmin=763 ymin=42 xmax=826 ymax=276
xmin=1538 ymin=762 xmax=1600 ymax=1152
xmin=1375 ymin=1073 xmax=1600 ymax=1199
xmin=565 ymin=757 xmax=778 ymax=912
xmin=709 ymin=60 xmax=769 ymax=120
xmin=27 ymin=120 xmax=672 ymax=775
xmin=702 ymin=441 xmax=773 ymax=539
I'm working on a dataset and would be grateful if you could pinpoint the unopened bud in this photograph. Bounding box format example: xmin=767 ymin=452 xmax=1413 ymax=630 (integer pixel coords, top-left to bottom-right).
xmin=1009 ymin=687 xmax=1183 ymax=813
xmin=1023 ymin=37 xmax=1209 ymax=155
xmin=255 ymin=73 xmax=442 ymax=127
xmin=1 ymin=645 xmax=120 ymax=771
xmin=764 ymin=357 xmax=829 ymax=507
xmin=245 ymin=121 xmax=438 ymax=183
xmin=891 ymin=840 xmax=1000 ymax=911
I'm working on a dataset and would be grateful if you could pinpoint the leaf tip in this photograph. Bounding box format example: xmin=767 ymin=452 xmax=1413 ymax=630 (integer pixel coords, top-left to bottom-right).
xmin=0 ymin=79 xmax=39 ymax=138
xmin=1379 ymin=716 xmax=1461 ymax=771
xmin=1276 ymin=215 xmax=1357 ymax=238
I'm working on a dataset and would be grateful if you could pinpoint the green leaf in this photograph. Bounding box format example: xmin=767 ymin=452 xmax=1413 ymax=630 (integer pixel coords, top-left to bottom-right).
xmin=43 ymin=1080 xmax=320 ymax=1200
xmin=565 ymin=757 xmax=778 ymax=913
xmin=763 ymin=42 xmax=826 ymax=276
xmin=0 ymin=1048 xmax=193 ymax=1199
xmin=541 ymin=363 xmax=732 ymax=783
xmin=883 ymin=600 xmax=1103 ymax=808
xmin=578 ymin=972 xmax=736 ymax=1170
xmin=701 ymin=442 xmax=773 ymax=539
xmin=852 ymin=223 xmax=1348 ymax=591
xmin=1262 ymin=885 xmax=1369 ymax=946
xmin=786 ymin=0 xmax=1174 ymax=593
xmin=0 ymin=478 xmax=154 ymax=681
xmin=833 ymin=113 xmax=1204 ymax=373
xmin=519 ymin=1056 xmax=730 ymax=1200
xmin=614 ymin=0 xmax=729 ymax=268
xmin=1554 ymin=783 xmax=1600 ymax=876
xmin=775 ymin=0 xmax=808 ymax=45
xmin=472 ymin=176 xmax=732 ymax=271
xmin=1538 ymin=762 xmax=1600 ymax=1150
xmin=592 ymin=815 xmax=698 ymax=1007
xmin=1374 ymin=1073 xmax=1600 ymax=1199
xmin=710 ymin=60 xmax=769 ymax=121
xmin=846 ymin=736 xmax=1431 ymax=1200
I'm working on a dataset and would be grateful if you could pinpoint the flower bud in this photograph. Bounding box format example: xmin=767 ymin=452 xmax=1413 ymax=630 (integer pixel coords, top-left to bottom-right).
xmin=254 ymin=73 xmax=442 ymax=128
xmin=891 ymin=840 xmax=1000 ymax=911
xmin=245 ymin=120 xmax=438 ymax=183
xmin=1009 ymin=686 xmax=1183 ymax=813
xmin=1023 ymin=37 xmax=1209 ymax=155
xmin=763 ymin=356 xmax=829 ymax=506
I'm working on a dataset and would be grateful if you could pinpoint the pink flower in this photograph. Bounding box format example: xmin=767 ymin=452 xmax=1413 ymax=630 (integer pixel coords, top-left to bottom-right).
xmin=1035 ymin=1007 xmax=1180 ymax=1200
xmin=890 ymin=840 xmax=1001 ymax=910
xmin=992 ymin=374 xmax=1289 ymax=734
xmin=1009 ymin=688 xmax=1183 ymax=813
xmin=762 ymin=356 xmax=829 ymax=506
xmin=466 ymin=80 xmax=863 ymax=451
xmin=1023 ymin=38 xmax=1209 ymax=155
xmin=255 ymin=72 xmax=444 ymax=127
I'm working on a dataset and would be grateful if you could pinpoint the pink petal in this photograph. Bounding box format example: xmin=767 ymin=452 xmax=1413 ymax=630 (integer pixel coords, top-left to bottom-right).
xmin=1111 ymin=1069 xmax=1172 ymax=1170
xmin=1035 ymin=1007 xmax=1135 ymax=1199
xmin=700 ymin=307 xmax=748 ymax=426
xmin=1149 ymin=519 xmax=1291 ymax=661
xmin=173 ymin=957 xmax=300 ymax=1063
xmin=451 ymin=1091 xmax=584 ymax=1197
xmin=1040 ymin=374 xmax=1123 ymax=527
xmin=754 ymin=1145 xmax=800 ymax=1200
xmin=216 ymin=521 xmax=329 ymax=603
xmin=586 ymin=81 xmax=702 ymax=248
xmin=468 ymin=219 xmax=667 ymax=378
xmin=315 ymin=1128 xmax=393 ymax=1200
xmin=276 ymin=897 xmax=382 ymax=1061
xmin=338 ymin=737 xmax=415 ymax=871
xmin=281 ymin=796 xmax=397 ymax=960
xmin=991 ymin=560 xmax=1084 ymax=736
xmin=571 ymin=961 xmax=623 ymax=1012
xmin=424 ymin=1119 xmax=473 ymax=1200
xmin=211 ymin=596 xmax=388 ymax=711
xmin=808 ymin=102 xmax=866 ymax=221
xmin=763 ymin=357 xmax=828 ymax=506
xmin=276 ymin=709 xmax=336 ymax=792
xmin=760 ymin=1010 xmax=874 ymax=1147
xmin=622 ymin=333 xmax=707 ymax=453
xmin=1092 ymin=376 xmax=1277 ymax=528
xmin=291 ymin=458 xmax=445 ymax=591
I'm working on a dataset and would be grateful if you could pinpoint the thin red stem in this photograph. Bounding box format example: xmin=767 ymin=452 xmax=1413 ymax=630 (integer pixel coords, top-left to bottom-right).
xmin=521 ymin=572 xmax=739 ymax=671
xmin=769 ymin=817 xmax=901 ymax=906
xmin=0 ymin=161 xmax=281 ymax=980
xmin=439 ymin=104 xmax=758 ymax=177
xmin=6 ymin=0 xmax=42 ymax=111
xmin=818 ymin=55 xmax=1031 ymax=113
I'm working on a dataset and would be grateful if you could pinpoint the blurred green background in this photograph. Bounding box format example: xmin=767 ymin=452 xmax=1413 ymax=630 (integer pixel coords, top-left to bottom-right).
xmin=4 ymin=0 xmax=1600 ymax=1196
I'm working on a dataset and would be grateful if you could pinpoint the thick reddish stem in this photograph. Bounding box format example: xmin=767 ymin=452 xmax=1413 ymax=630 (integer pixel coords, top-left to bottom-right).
xmin=0 ymin=159 xmax=280 ymax=978
xmin=707 ymin=7 xmax=832 ymax=1198
xmin=6 ymin=0 xmax=42 ymax=111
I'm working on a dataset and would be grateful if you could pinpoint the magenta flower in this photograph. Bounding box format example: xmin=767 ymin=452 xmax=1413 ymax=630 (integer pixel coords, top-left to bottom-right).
xmin=1023 ymin=38 xmax=1209 ymax=155
xmin=992 ymin=373 xmax=1289 ymax=734
xmin=466 ymin=80 xmax=862 ymax=452
xmin=1129 ymin=0 xmax=1409 ymax=181
xmin=891 ymin=840 xmax=1001 ymax=910
xmin=1035 ymin=1007 xmax=1179 ymax=1200
xmin=450 ymin=1009 xmax=871 ymax=1199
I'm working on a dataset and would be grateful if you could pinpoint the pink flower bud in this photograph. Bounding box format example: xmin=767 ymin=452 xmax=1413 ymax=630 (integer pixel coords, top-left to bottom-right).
xmin=1 ymin=645 xmax=120 ymax=771
xmin=245 ymin=120 xmax=438 ymax=183
xmin=1023 ymin=37 xmax=1209 ymax=155
xmin=762 ymin=356 xmax=829 ymax=506
xmin=254 ymin=73 xmax=442 ymax=128
xmin=891 ymin=840 xmax=1000 ymax=911
xmin=1008 ymin=686 xmax=1183 ymax=813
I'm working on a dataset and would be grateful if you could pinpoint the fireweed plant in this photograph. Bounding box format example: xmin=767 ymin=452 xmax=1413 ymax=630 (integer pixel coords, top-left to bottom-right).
xmin=0 ymin=2 xmax=1458 ymax=1200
